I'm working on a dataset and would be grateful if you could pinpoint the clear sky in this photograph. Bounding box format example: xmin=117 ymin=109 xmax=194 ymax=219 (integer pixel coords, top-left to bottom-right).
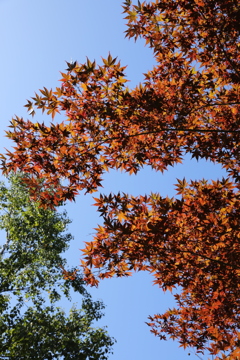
xmin=0 ymin=1 xmax=227 ymax=359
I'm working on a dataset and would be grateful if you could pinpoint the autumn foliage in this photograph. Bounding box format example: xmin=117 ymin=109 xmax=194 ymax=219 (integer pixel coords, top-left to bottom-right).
xmin=1 ymin=0 xmax=240 ymax=358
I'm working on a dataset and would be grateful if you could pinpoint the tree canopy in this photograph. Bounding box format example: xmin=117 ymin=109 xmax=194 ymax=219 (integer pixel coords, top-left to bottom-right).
xmin=0 ymin=174 xmax=114 ymax=359
xmin=1 ymin=0 xmax=239 ymax=359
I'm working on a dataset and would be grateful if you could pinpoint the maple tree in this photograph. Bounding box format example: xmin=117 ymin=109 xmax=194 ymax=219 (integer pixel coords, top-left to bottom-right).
xmin=1 ymin=0 xmax=240 ymax=359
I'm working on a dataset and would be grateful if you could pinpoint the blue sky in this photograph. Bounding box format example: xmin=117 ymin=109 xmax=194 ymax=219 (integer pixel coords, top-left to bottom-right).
xmin=0 ymin=1 xmax=227 ymax=359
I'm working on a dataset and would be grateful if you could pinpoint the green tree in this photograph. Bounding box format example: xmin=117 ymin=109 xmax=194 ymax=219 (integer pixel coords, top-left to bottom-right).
xmin=0 ymin=173 xmax=114 ymax=359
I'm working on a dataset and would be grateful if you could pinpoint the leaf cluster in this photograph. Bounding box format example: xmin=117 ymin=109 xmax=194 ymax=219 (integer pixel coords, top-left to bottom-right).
xmin=1 ymin=0 xmax=240 ymax=359
xmin=0 ymin=174 xmax=114 ymax=359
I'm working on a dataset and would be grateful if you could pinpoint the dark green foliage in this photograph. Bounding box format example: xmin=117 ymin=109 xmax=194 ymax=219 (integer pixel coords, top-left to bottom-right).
xmin=0 ymin=174 xmax=114 ymax=359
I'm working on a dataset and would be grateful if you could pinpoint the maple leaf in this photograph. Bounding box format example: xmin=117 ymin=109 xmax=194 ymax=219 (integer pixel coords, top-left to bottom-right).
xmin=2 ymin=1 xmax=240 ymax=358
